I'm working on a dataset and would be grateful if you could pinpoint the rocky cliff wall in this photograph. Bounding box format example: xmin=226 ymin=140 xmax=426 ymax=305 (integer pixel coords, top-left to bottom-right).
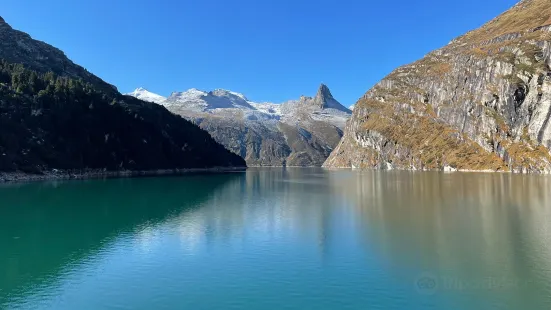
xmin=325 ymin=0 xmax=551 ymax=173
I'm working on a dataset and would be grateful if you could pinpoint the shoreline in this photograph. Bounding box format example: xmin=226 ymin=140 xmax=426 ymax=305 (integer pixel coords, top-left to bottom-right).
xmin=323 ymin=166 xmax=551 ymax=175
xmin=0 ymin=167 xmax=247 ymax=184
xmin=4 ymin=165 xmax=548 ymax=184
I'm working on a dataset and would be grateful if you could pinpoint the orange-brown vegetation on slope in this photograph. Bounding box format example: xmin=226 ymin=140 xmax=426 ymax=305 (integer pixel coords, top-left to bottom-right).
xmin=357 ymin=99 xmax=508 ymax=171
xmin=460 ymin=0 xmax=551 ymax=44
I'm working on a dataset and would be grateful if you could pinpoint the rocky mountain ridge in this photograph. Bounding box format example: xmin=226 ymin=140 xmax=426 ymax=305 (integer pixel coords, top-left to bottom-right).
xmin=127 ymin=85 xmax=352 ymax=166
xmin=324 ymin=0 xmax=551 ymax=173
xmin=0 ymin=17 xmax=115 ymax=92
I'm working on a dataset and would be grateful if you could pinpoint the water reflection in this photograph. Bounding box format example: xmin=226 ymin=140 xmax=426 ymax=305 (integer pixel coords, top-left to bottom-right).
xmin=0 ymin=173 xmax=242 ymax=306
xmin=326 ymin=170 xmax=551 ymax=308
xmin=2 ymin=169 xmax=551 ymax=309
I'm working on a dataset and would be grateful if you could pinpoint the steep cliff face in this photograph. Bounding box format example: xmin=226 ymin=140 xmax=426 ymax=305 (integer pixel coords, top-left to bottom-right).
xmin=325 ymin=0 xmax=551 ymax=173
xmin=128 ymin=85 xmax=351 ymax=167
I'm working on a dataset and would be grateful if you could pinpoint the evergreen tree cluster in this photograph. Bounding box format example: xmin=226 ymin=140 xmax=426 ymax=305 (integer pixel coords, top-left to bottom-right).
xmin=0 ymin=60 xmax=245 ymax=173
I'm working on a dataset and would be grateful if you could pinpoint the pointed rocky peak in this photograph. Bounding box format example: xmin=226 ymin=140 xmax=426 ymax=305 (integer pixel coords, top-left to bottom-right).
xmin=316 ymin=84 xmax=334 ymax=101
xmin=311 ymin=84 xmax=337 ymax=109
xmin=303 ymin=83 xmax=350 ymax=113
xmin=0 ymin=16 xmax=5 ymax=24
xmin=286 ymin=84 xmax=351 ymax=116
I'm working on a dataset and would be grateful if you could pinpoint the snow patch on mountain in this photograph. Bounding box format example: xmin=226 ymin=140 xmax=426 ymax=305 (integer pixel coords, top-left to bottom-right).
xmin=126 ymin=88 xmax=167 ymax=104
xmin=280 ymin=100 xmax=350 ymax=129
xmin=249 ymin=102 xmax=282 ymax=117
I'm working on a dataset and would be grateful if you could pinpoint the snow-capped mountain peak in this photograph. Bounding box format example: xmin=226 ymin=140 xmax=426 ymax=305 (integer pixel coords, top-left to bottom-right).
xmin=125 ymin=88 xmax=166 ymax=104
xmin=169 ymin=88 xmax=207 ymax=101
xmin=211 ymin=89 xmax=248 ymax=101
xmin=165 ymin=88 xmax=254 ymax=112
xmin=184 ymin=88 xmax=208 ymax=96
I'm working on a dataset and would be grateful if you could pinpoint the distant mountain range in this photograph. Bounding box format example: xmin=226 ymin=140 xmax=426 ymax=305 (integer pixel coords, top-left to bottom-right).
xmin=127 ymin=84 xmax=352 ymax=166
xmin=0 ymin=16 xmax=244 ymax=179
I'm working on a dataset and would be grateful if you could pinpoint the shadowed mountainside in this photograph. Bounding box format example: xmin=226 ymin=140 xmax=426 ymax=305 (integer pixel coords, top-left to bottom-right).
xmin=0 ymin=17 xmax=245 ymax=176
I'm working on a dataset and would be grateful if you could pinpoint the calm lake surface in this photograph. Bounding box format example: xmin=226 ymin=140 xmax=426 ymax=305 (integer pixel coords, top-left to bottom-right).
xmin=2 ymin=168 xmax=551 ymax=309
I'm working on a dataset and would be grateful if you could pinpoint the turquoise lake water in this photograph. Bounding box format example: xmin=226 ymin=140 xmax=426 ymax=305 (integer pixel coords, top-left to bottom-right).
xmin=1 ymin=168 xmax=551 ymax=309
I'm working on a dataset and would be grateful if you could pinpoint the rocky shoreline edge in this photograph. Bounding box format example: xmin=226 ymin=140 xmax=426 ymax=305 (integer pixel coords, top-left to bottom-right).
xmin=324 ymin=166 xmax=551 ymax=174
xmin=0 ymin=167 xmax=247 ymax=184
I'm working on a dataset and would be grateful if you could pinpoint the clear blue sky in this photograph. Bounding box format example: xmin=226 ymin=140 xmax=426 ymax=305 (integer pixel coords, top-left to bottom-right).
xmin=3 ymin=0 xmax=518 ymax=106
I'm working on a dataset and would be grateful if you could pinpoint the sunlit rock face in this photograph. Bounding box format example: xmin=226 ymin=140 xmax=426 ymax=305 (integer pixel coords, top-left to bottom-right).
xmin=325 ymin=0 xmax=551 ymax=173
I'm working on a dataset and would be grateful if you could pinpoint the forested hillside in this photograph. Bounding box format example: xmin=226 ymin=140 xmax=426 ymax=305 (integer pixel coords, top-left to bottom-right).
xmin=0 ymin=60 xmax=245 ymax=174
